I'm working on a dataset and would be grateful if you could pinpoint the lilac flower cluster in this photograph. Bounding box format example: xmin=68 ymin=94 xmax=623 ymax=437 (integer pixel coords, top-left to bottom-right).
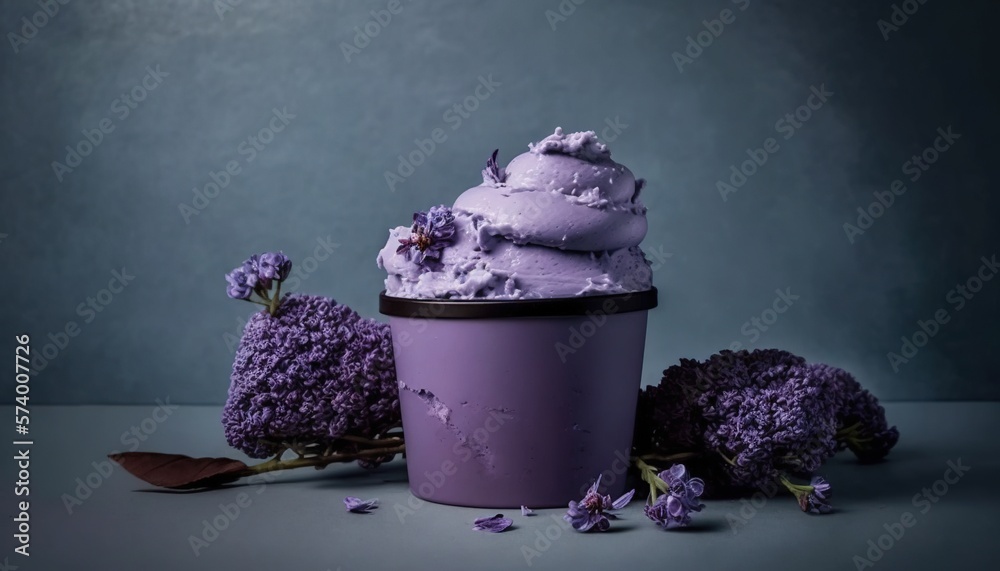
xmin=222 ymin=294 xmax=400 ymax=466
xmin=828 ymin=366 xmax=901 ymax=462
xmin=564 ymin=475 xmax=635 ymax=532
xmin=643 ymin=464 xmax=705 ymax=529
xmin=396 ymin=205 xmax=457 ymax=265
xmin=225 ymin=251 xmax=291 ymax=301
xmin=633 ymin=349 xmax=899 ymax=509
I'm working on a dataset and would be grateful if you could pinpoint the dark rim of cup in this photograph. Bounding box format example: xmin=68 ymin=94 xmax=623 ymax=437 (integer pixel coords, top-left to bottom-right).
xmin=379 ymin=287 xmax=657 ymax=319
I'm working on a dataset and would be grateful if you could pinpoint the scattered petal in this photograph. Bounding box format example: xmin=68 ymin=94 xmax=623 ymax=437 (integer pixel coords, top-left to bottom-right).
xmin=521 ymin=505 xmax=534 ymax=516
xmin=611 ymin=488 xmax=635 ymax=510
xmin=473 ymin=514 xmax=513 ymax=533
xmin=344 ymin=496 xmax=379 ymax=514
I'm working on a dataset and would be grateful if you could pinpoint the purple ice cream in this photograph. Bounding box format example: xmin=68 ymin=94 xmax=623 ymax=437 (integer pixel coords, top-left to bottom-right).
xmin=377 ymin=128 xmax=652 ymax=299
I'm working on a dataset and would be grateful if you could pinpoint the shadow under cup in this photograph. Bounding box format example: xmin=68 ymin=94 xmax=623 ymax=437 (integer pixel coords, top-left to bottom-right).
xmin=379 ymin=288 xmax=658 ymax=508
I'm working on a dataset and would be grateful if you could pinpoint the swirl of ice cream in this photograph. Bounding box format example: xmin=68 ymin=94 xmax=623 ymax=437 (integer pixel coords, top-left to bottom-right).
xmin=456 ymin=127 xmax=647 ymax=252
xmin=377 ymin=128 xmax=652 ymax=299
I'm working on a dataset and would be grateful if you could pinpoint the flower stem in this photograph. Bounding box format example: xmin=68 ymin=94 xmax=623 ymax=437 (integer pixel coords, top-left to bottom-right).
xmin=633 ymin=457 xmax=670 ymax=503
xmin=338 ymin=434 xmax=404 ymax=448
xmin=245 ymin=444 xmax=406 ymax=476
xmin=268 ymin=281 xmax=282 ymax=315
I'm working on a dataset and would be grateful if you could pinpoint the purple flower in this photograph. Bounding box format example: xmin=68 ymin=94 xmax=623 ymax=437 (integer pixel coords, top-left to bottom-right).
xmin=798 ymin=476 xmax=833 ymax=514
xmin=645 ymin=495 xmax=690 ymax=529
xmin=634 ymin=349 xmax=898 ymax=497
xmin=343 ymin=496 xmax=379 ymax=514
xmin=396 ymin=205 xmax=457 ymax=264
xmin=473 ymin=514 xmax=513 ymax=533
xmin=645 ymin=464 xmax=705 ymax=529
xmin=564 ymin=475 xmax=635 ymax=532
xmin=222 ymin=294 xmax=400 ymax=466
xmin=481 ymin=149 xmax=507 ymax=186
xmin=659 ymin=464 xmax=706 ymax=504
xmin=259 ymin=251 xmax=292 ymax=282
xmin=829 ymin=367 xmax=900 ymax=463
xmin=241 ymin=254 xmax=267 ymax=287
xmin=225 ymin=267 xmax=254 ymax=300
xmin=521 ymin=505 xmax=534 ymax=517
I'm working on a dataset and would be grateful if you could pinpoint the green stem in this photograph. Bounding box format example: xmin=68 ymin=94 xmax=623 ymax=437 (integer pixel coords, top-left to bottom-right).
xmin=778 ymin=473 xmax=816 ymax=499
xmin=633 ymin=457 xmax=670 ymax=503
xmin=338 ymin=434 xmax=404 ymax=448
xmin=268 ymin=281 xmax=282 ymax=315
xmin=245 ymin=444 xmax=406 ymax=476
xmin=255 ymin=287 xmax=272 ymax=303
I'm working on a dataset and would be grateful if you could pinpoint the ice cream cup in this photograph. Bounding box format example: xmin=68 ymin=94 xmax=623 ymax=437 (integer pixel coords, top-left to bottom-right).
xmin=379 ymin=288 xmax=657 ymax=508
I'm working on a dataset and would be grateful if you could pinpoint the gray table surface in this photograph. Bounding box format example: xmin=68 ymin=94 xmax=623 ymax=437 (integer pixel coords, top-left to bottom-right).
xmin=4 ymin=402 xmax=999 ymax=570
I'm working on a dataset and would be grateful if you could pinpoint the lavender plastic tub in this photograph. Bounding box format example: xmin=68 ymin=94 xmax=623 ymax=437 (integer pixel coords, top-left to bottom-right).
xmin=379 ymin=288 xmax=657 ymax=508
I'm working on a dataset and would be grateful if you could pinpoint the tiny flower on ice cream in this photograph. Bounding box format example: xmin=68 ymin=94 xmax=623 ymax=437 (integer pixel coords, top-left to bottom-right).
xmin=396 ymin=205 xmax=457 ymax=264
xmin=481 ymin=149 xmax=507 ymax=186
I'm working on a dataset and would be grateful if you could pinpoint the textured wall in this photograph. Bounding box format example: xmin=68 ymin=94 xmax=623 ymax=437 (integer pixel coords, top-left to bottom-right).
xmin=1 ymin=0 xmax=996 ymax=404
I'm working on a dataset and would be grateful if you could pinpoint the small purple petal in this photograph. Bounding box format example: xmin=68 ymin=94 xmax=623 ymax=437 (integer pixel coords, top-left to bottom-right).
xmin=259 ymin=251 xmax=292 ymax=281
xmin=473 ymin=513 xmax=513 ymax=533
xmin=611 ymin=488 xmax=635 ymax=510
xmin=521 ymin=505 xmax=534 ymax=516
xmin=595 ymin=516 xmax=611 ymax=532
xmin=588 ymin=474 xmax=603 ymax=495
xmin=810 ymin=476 xmax=831 ymax=500
xmin=686 ymin=477 xmax=705 ymax=497
xmin=482 ymin=149 xmax=507 ymax=185
xmin=225 ymin=267 xmax=253 ymax=300
xmin=343 ymin=496 xmax=379 ymax=513
xmin=574 ymin=514 xmax=599 ymax=532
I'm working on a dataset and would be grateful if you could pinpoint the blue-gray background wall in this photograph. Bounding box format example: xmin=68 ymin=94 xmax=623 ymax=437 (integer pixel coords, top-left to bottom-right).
xmin=1 ymin=0 xmax=996 ymax=404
